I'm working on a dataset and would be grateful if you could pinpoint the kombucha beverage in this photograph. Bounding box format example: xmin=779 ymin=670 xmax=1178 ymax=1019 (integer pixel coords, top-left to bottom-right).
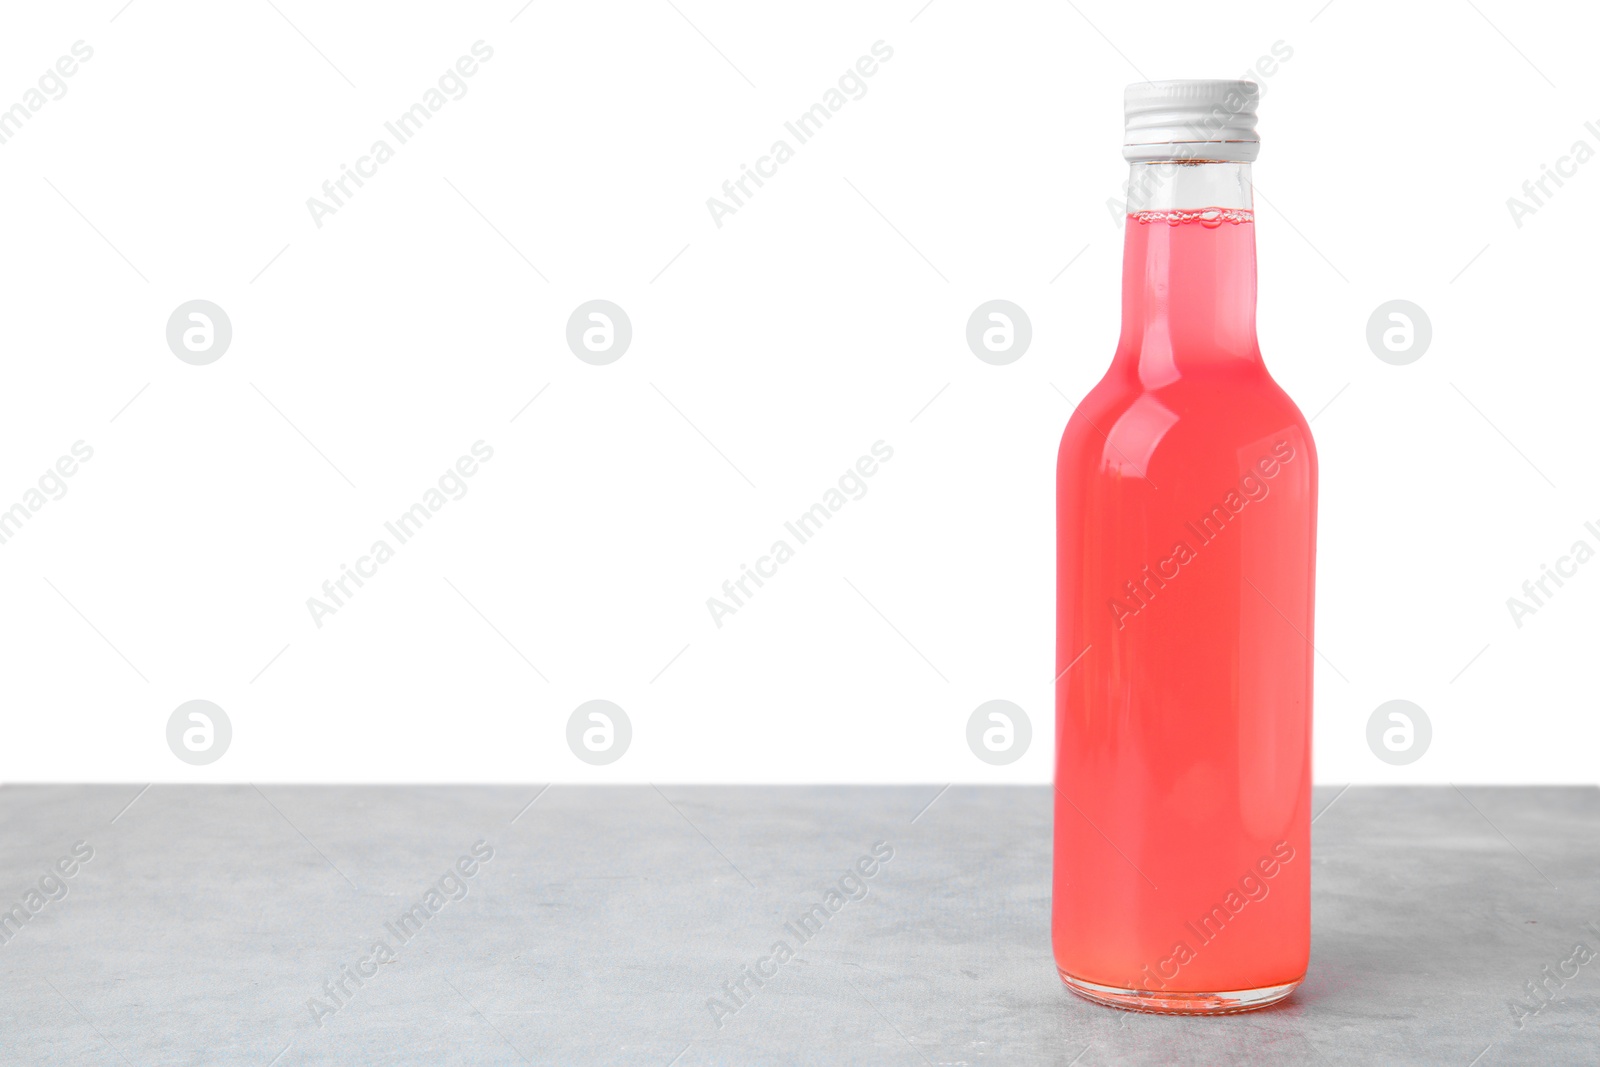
xmin=1053 ymin=81 xmax=1316 ymax=1013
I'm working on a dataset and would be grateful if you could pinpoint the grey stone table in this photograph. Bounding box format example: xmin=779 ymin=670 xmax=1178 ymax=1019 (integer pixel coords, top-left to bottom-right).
xmin=0 ymin=785 xmax=1595 ymax=1065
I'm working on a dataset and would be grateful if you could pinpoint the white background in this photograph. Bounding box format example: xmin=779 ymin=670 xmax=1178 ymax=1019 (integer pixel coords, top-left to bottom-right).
xmin=0 ymin=0 xmax=1593 ymax=783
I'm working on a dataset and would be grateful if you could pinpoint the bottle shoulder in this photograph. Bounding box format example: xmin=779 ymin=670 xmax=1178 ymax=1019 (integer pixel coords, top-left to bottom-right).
xmin=1057 ymin=364 xmax=1317 ymax=486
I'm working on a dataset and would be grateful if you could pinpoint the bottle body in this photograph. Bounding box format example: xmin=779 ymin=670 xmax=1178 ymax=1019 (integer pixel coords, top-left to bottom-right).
xmin=1052 ymin=183 xmax=1316 ymax=1012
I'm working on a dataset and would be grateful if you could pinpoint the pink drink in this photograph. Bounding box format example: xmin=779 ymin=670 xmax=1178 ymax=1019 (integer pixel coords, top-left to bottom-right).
xmin=1052 ymin=86 xmax=1317 ymax=1013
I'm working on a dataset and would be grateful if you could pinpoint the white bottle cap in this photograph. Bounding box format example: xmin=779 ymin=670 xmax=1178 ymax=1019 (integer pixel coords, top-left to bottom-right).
xmin=1123 ymin=80 xmax=1260 ymax=163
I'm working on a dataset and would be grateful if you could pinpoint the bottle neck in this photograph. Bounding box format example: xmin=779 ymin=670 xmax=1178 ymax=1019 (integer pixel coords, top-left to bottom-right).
xmin=1116 ymin=162 xmax=1259 ymax=386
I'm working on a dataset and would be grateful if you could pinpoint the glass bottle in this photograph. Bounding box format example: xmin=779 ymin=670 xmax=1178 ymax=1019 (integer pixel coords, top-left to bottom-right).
xmin=1052 ymin=81 xmax=1317 ymax=1013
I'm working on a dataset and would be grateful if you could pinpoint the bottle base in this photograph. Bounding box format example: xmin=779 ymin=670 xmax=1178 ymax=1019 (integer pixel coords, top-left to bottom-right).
xmin=1057 ymin=969 xmax=1301 ymax=1015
